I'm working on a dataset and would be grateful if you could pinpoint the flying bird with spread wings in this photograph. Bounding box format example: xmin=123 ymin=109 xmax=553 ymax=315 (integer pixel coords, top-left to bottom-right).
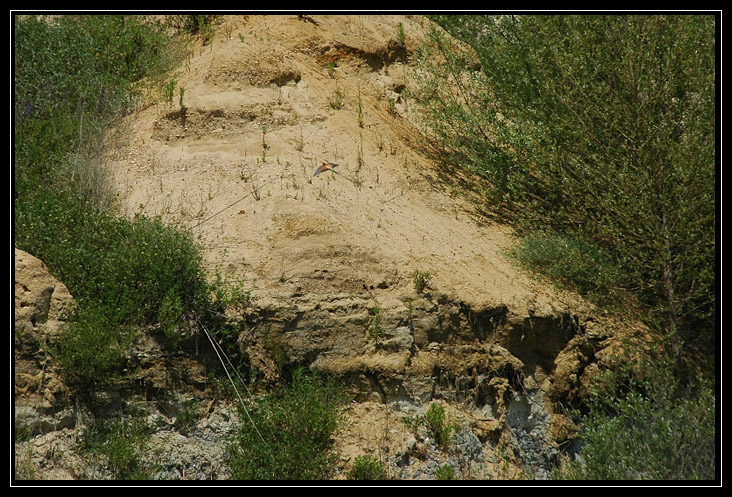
xmin=313 ymin=162 xmax=340 ymax=176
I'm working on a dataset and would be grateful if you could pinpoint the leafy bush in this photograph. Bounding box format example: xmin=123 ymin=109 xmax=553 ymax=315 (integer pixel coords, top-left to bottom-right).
xmin=210 ymin=265 xmax=255 ymax=316
xmin=555 ymin=362 xmax=716 ymax=480
xmin=226 ymin=368 xmax=348 ymax=480
xmin=418 ymin=15 xmax=716 ymax=365
xmin=16 ymin=199 xmax=211 ymax=327
xmin=366 ymin=306 xmax=384 ymax=343
xmin=45 ymin=212 xmax=215 ymax=388
xmin=15 ymin=16 xmax=175 ymax=179
xmin=435 ymin=464 xmax=456 ymax=480
xmin=348 ymin=454 xmax=386 ymax=480
xmin=54 ymin=304 xmax=136 ymax=390
xmin=80 ymin=416 xmax=153 ymax=480
xmin=510 ymin=231 xmax=620 ymax=298
xmin=14 ymin=16 xmax=220 ymax=389
xmin=14 ymin=16 xmax=194 ymax=322
xmin=415 ymin=18 xmax=716 ymax=482
xmin=168 ymin=14 xmax=220 ymax=43
xmin=39 ymin=208 xmax=228 ymax=386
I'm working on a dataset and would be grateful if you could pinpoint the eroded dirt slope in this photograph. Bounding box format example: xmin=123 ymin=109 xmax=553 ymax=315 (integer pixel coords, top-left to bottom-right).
xmin=102 ymin=15 xmax=617 ymax=479
xmin=109 ymin=14 xmax=579 ymax=318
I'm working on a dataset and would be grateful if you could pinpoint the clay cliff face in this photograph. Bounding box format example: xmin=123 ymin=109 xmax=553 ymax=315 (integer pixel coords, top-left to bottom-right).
xmin=14 ymin=15 xmax=654 ymax=480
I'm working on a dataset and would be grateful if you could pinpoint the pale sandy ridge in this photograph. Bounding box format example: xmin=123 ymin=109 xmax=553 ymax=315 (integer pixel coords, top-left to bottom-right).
xmin=109 ymin=14 xmax=584 ymax=320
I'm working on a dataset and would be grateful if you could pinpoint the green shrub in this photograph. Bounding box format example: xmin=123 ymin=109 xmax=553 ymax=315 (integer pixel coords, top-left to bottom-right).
xmin=366 ymin=306 xmax=384 ymax=343
xmin=158 ymin=287 xmax=186 ymax=344
xmin=14 ymin=15 xmax=222 ymax=390
xmin=169 ymin=14 xmax=219 ymax=42
xmin=226 ymin=368 xmax=348 ymax=480
xmin=14 ymin=15 xmax=190 ymax=318
xmin=80 ymin=416 xmax=153 ymax=480
xmin=348 ymin=454 xmax=386 ymax=480
xmin=55 ymin=304 xmax=137 ymax=390
xmin=98 ymin=214 xmax=211 ymax=327
xmin=555 ymin=362 xmax=716 ymax=480
xmin=435 ymin=464 xmax=456 ymax=480
xmin=210 ymin=265 xmax=255 ymax=315
xmin=418 ymin=15 xmax=716 ymax=364
xmin=510 ymin=231 xmax=620 ymax=298
xmin=15 ymin=16 xmax=175 ymax=162
xmin=17 ymin=202 xmax=211 ymax=331
xmin=163 ymin=79 xmax=177 ymax=107
xmin=425 ymin=402 xmax=456 ymax=449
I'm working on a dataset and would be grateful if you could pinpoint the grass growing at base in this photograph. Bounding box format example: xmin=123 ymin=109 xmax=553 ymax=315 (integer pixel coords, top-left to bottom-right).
xmin=79 ymin=416 xmax=154 ymax=480
xmin=348 ymin=455 xmax=386 ymax=480
xmin=226 ymin=367 xmax=348 ymax=480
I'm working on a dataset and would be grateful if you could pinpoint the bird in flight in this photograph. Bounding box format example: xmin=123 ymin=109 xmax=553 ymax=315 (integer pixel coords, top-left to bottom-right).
xmin=313 ymin=162 xmax=340 ymax=176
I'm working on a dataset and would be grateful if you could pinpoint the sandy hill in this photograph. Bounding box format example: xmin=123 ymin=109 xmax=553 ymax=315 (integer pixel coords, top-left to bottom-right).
xmin=16 ymin=15 xmax=652 ymax=480
xmin=110 ymin=14 xmax=575 ymax=317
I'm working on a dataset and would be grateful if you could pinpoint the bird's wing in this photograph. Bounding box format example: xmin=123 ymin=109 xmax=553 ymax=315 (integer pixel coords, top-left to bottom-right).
xmin=314 ymin=163 xmax=340 ymax=176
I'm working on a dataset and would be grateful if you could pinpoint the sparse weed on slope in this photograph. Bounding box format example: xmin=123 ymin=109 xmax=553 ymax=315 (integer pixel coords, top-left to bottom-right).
xmin=425 ymin=402 xmax=456 ymax=449
xmin=412 ymin=269 xmax=431 ymax=294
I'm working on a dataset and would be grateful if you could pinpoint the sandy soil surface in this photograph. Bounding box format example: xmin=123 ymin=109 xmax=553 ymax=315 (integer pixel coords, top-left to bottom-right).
xmin=108 ymin=14 xmax=581 ymax=320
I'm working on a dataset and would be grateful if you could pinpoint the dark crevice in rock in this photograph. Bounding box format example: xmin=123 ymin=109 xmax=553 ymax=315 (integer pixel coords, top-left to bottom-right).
xmin=505 ymin=313 xmax=583 ymax=374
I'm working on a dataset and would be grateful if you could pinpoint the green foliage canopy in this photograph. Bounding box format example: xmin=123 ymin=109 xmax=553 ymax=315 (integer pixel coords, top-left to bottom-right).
xmin=420 ymin=15 xmax=716 ymax=360
xmin=555 ymin=361 xmax=716 ymax=480
xmin=14 ymin=15 xmax=215 ymax=389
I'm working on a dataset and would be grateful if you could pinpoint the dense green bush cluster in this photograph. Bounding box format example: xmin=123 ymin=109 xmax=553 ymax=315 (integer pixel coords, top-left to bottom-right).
xmin=15 ymin=16 xmax=175 ymax=190
xmin=226 ymin=368 xmax=348 ymax=480
xmin=16 ymin=203 xmax=210 ymax=328
xmin=413 ymin=14 xmax=716 ymax=480
xmin=555 ymin=361 xmax=716 ymax=480
xmin=509 ymin=231 xmax=621 ymax=299
xmin=14 ymin=15 xmax=211 ymax=389
xmin=347 ymin=455 xmax=386 ymax=480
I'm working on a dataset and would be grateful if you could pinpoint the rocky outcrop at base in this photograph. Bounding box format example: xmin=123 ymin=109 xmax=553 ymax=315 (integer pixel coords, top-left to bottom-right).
xmin=237 ymin=281 xmax=652 ymax=479
xmin=14 ymin=248 xmax=652 ymax=481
